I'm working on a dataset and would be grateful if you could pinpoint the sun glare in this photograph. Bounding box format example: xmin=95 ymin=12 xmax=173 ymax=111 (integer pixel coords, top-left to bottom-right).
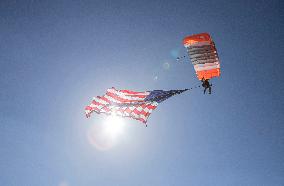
xmin=103 ymin=115 xmax=125 ymax=139
xmin=87 ymin=115 xmax=126 ymax=151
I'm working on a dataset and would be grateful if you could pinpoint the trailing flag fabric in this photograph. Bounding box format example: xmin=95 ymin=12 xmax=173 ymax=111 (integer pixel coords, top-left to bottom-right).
xmin=85 ymin=87 xmax=188 ymax=124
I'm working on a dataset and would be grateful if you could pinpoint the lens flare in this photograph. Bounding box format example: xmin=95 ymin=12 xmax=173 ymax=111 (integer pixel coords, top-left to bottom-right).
xmin=103 ymin=115 xmax=125 ymax=139
xmin=163 ymin=62 xmax=170 ymax=70
xmin=87 ymin=115 xmax=126 ymax=151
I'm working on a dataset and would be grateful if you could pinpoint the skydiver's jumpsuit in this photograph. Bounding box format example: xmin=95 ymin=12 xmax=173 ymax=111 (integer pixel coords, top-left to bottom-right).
xmin=202 ymin=79 xmax=212 ymax=94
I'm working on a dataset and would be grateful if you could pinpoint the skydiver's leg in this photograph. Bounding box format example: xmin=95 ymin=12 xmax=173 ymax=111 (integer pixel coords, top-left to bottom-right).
xmin=209 ymin=86 xmax=211 ymax=94
xmin=204 ymin=88 xmax=207 ymax=94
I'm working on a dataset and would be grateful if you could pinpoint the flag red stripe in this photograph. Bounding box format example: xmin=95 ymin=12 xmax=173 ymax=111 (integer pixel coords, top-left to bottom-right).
xmin=119 ymin=89 xmax=148 ymax=95
xmin=100 ymin=96 xmax=112 ymax=104
xmin=85 ymin=87 xmax=165 ymax=124
xmin=106 ymin=91 xmax=144 ymax=103
xmin=108 ymin=88 xmax=148 ymax=99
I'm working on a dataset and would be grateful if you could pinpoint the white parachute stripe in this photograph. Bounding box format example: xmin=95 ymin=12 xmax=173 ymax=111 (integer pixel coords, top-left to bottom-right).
xmin=192 ymin=59 xmax=220 ymax=65
xmin=194 ymin=64 xmax=220 ymax=71
xmin=191 ymin=58 xmax=220 ymax=65
xmin=184 ymin=41 xmax=211 ymax=47
xmin=188 ymin=46 xmax=212 ymax=52
xmin=195 ymin=62 xmax=220 ymax=67
xmin=191 ymin=56 xmax=218 ymax=62
xmin=190 ymin=52 xmax=217 ymax=58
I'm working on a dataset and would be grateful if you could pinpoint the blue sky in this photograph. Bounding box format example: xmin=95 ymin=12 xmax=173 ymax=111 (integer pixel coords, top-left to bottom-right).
xmin=0 ymin=0 xmax=283 ymax=185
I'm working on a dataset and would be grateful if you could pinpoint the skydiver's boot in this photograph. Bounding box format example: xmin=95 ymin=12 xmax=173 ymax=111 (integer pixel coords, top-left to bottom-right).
xmin=209 ymin=87 xmax=211 ymax=94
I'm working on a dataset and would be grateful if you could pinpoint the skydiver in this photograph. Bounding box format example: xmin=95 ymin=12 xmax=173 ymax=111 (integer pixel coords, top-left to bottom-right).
xmin=201 ymin=78 xmax=212 ymax=94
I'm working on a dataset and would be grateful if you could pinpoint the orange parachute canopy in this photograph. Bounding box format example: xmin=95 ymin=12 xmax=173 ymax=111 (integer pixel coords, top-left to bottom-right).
xmin=183 ymin=33 xmax=220 ymax=80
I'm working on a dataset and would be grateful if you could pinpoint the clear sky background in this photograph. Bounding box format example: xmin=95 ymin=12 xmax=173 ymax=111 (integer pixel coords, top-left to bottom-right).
xmin=0 ymin=0 xmax=283 ymax=186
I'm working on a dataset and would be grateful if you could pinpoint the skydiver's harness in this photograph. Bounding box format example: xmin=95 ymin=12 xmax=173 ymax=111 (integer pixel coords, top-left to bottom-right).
xmin=184 ymin=84 xmax=212 ymax=91
xmin=184 ymin=81 xmax=213 ymax=94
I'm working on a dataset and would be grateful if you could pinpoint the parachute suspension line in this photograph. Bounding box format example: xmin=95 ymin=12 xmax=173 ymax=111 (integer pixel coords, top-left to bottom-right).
xmin=176 ymin=55 xmax=186 ymax=62
xmin=185 ymin=84 xmax=202 ymax=91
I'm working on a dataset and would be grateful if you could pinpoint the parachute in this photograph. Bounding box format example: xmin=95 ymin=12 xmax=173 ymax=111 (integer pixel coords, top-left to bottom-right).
xmin=183 ymin=33 xmax=220 ymax=80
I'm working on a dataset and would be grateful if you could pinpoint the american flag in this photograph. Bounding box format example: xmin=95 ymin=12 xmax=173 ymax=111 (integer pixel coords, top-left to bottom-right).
xmin=85 ymin=87 xmax=188 ymax=124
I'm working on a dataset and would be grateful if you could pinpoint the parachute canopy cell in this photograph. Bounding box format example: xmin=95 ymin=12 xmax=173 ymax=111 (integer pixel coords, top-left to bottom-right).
xmin=183 ymin=33 xmax=220 ymax=80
